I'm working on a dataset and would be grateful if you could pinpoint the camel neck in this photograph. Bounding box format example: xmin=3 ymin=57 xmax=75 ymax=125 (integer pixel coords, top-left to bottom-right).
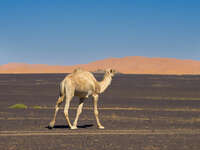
xmin=99 ymin=74 xmax=112 ymax=93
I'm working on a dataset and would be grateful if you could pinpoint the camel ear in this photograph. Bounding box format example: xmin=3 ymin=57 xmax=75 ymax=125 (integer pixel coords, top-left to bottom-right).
xmin=105 ymin=68 xmax=115 ymax=74
xmin=110 ymin=69 xmax=116 ymax=74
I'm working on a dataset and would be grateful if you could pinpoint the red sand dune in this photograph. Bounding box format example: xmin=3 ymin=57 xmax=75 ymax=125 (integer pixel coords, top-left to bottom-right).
xmin=1 ymin=56 xmax=200 ymax=74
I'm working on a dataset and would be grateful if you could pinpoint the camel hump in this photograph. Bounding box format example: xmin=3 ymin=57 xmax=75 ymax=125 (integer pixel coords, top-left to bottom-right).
xmin=73 ymin=68 xmax=83 ymax=73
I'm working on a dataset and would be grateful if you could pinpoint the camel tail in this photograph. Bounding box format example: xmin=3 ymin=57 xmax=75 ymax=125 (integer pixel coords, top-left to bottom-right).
xmin=59 ymin=80 xmax=65 ymax=97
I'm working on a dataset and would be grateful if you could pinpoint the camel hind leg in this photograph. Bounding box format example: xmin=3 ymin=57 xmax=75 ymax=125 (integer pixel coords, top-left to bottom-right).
xmin=63 ymin=88 xmax=74 ymax=129
xmin=49 ymin=95 xmax=64 ymax=128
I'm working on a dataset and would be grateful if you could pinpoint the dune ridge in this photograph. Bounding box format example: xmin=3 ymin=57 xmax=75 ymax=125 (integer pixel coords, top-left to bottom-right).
xmin=1 ymin=56 xmax=200 ymax=74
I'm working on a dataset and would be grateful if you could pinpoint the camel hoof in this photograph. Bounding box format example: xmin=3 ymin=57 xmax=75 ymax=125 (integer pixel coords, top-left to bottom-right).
xmin=48 ymin=122 xmax=55 ymax=129
xmin=98 ymin=126 xmax=105 ymax=129
xmin=70 ymin=126 xmax=78 ymax=130
xmin=48 ymin=126 xmax=53 ymax=129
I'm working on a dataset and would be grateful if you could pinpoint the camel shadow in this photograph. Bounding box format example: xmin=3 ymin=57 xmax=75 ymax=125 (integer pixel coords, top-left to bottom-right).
xmin=46 ymin=124 xmax=93 ymax=130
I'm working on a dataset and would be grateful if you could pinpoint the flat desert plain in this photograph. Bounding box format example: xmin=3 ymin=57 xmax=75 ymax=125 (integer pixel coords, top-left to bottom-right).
xmin=1 ymin=74 xmax=200 ymax=150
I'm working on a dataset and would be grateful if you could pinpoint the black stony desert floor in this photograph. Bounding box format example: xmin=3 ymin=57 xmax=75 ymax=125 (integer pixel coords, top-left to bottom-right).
xmin=1 ymin=74 xmax=200 ymax=150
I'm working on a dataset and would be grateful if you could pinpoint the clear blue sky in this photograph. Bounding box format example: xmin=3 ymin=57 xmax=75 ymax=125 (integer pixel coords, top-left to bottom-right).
xmin=0 ymin=0 xmax=200 ymax=65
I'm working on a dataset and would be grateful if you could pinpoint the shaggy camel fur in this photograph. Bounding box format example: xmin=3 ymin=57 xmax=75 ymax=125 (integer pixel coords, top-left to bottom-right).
xmin=49 ymin=68 xmax=115 ymax=129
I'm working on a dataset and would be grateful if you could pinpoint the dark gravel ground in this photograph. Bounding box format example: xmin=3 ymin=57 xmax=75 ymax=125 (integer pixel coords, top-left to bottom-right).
xmin=1 ymin=74 xmax=200 ymax=150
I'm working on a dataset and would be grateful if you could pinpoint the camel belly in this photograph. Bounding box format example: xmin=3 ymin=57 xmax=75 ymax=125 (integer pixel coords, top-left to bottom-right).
xmin=74 ymin=90 xmax=93 ymax=98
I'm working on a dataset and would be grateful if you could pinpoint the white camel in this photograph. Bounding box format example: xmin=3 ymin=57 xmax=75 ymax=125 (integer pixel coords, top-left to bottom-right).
xmin=49 ymin=68 xmax=115 ymax=129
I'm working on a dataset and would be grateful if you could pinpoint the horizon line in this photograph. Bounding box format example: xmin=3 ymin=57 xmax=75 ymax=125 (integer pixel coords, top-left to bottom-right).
xmin=1 ymin=56 xmax=200 ymax=66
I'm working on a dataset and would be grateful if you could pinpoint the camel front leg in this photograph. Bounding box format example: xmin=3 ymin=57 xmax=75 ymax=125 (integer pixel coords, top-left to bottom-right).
xmin=93 ymin=94 xmax=104 ymax=129
xmin=71 ymin=98 xmax=84 ymax=129
xmin=49 ymin=96 xmax=64 ymax=128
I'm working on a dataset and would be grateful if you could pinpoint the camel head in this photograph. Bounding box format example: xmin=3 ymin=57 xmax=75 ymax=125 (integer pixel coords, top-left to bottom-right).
xmin=105 ymin=68 xmax=116 ymax=77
